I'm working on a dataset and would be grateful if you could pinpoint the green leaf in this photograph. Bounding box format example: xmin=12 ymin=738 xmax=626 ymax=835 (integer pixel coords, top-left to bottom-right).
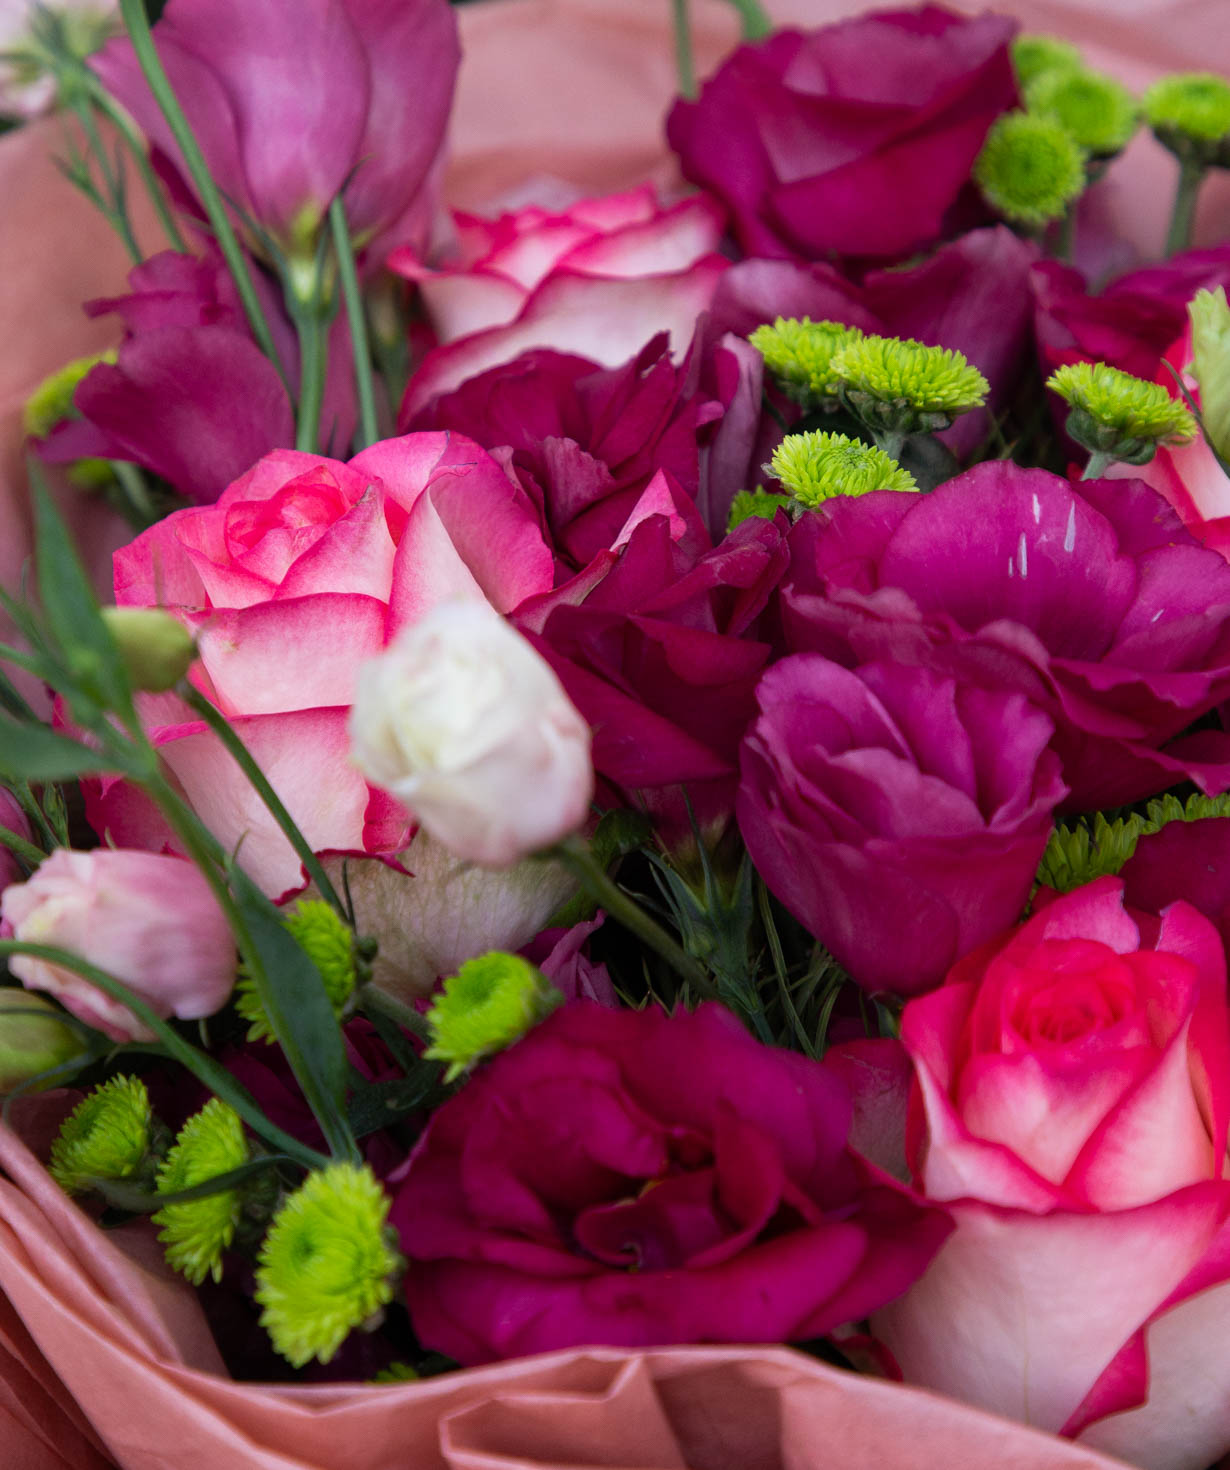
xmin=0 ymin=720 xmax=125 ymax=782
xmin=228 ymin=867 xmax=359 ymax=1164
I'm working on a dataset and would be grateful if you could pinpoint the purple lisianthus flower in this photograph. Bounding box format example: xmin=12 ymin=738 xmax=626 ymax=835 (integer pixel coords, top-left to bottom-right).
xmin=1121 ymin=817 xmax=1230 ymax=954
xmin=782 ymin=463 xmax=1230 ymax=810
xmin=91 ymin=0 xmax=458 ymax=260
xmin=666 ymin=6 xmax=1017 ymax=263
xmin=738 ymin=655 xmax=1064 ymax=996
xmin=390 ymin=1001 xmax=950 ymax=1365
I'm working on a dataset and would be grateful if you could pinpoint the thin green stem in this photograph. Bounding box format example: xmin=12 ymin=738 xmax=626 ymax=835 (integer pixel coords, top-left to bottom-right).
xmin=89 ymin=85 xmax=189 ymax=253
xmin=1166 ymin=157 xmax=1204 ymax=258
xmin=110 ymin=460 xmax=160 ymax=529
xmin=1082 ymin=448 xmax=1115 ymax=480
xmin=1055 ymin=204 xmax=1076 ymax=264
xmin=552 ymin=836 xmax=718 ymax=999
xmin=671 ymin=0 xmax=696 ymax=100
xmin=114 ymin=0 xmax=291 ymax=394
xmin=181 ymin=685 xmax=346 ymax=917
xmin=359 ymin=985 xmax=431 ymax=1043
xmin=0 ymin=824 xmax=47 ymax=869
xmin=68 ymin=99 xmax=141 ymax=263
xmin=722 ymin=0 xmax=772 ymax=38
xmin=329 ymin=197 xmax=379 ymax=451
xmin=293 ymin=304 xmax=327 ymax=453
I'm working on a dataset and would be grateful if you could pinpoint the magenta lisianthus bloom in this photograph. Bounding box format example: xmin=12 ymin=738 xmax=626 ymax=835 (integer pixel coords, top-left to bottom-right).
xmin=97 ymin=433 xmax=553 ymax=897
xmin=666 ymin=6 xmax=1016 ymax=264
xmin=782 ymin=462 xmax=1230 ymax=810
xmin=713 ymin=226 xmax=1037 ymax=458
xmin=406 ymin=328 xmax=764 ymax=560
xmin=517 ymin=505 xmax=788 ymax=845
xmin=398 ymin=187 xmax=729 ymax=419
xmin=38 ymin=251 xmax=356 ymax=503
xmin=874 ymin=879 xmax=1230 ymax=1470
xmin=92 ymin=0 xmax=458 ymax=260
xmin=390 ymin=1001 xmax=950 ymax=1365
xmin=1121 ymin=817 xmax=1230 ymax=954
xmin=738 ymin=655 xmax=1064 ymax=997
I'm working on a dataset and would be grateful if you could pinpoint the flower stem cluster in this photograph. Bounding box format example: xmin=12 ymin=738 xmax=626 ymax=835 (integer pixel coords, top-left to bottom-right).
xmin=769 ymin=431 xmax=916 ymax=508
xmin=1046 ymin=361 xmax=1197 ymax=472
xmin=973 ymin=111 xmax=1088 ymax=228
xmin=424 ymin=952 xmax=562 ymax=1083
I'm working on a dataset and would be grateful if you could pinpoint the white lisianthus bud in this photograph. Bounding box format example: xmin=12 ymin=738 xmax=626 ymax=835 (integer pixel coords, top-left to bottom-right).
xmin=348 ymin=601 xmax=593 ymax=867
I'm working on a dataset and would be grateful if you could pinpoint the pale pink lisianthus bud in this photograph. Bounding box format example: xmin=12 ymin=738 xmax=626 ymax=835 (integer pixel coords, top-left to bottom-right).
xmin=0 ymin=849 xmax=236 ymax=1042
xmin=349 ymin=601 xmax=593 ymax=868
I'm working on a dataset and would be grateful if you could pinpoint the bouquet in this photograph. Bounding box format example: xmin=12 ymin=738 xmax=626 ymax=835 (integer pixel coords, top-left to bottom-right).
xmin=2 ymin=0 xmax=1230 ymax=1466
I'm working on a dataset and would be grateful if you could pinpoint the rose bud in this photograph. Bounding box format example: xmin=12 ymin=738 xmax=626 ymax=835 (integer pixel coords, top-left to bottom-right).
xmin=1 ymin=849 xmax=236 ymax=1042
xmin=348 ymin=600 xmax=593 ymax=867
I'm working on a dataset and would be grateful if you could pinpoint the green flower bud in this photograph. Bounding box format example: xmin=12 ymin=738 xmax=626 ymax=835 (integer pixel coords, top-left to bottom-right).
xmin=1189 ymin=286 xmax=1230 ymax=461
xmin=21 ymin=352 xmax=115 ymax=441
xmin=153 ymin=1100 xmax=250 ymax=1286
xmin=49 ymin=1075 xmax=153 ymax=1196
xmin=236 ymin=900 xmax=359 ymax=1044
xmin=370 ymin=1362 xmax=419 ymax=1385
xmin=1011 ymin=34 xmax=1082 ymax=88
xmin=828 ymin=334 xmax=989 ymax=437
xmin=973 ymin=111 xmax=1088 ymax=227
xmin=0 ymin=992 xmax=81 ymax=1093
xmin=748 ymin=318 xmax=864 ymax=408
xmin=769 ymin=431 xmax=916 ymax=508
xmin=255 ymin=1164 xmax=401 ymax=1368
xmin=726 ymin=488 xmax=795 ymax=531
xmin=1046 ymin=361 xmax=1197 ymax=464
xmin=424 ymin=951 xmax=562 ymax=1083
xmin=1025 ymin=68 xmax=1138 ymax=158
xmin=1144 ymin=73 xmax=1230 ymax=160
xmin=99 ymin=607 xmax=196 ymax=693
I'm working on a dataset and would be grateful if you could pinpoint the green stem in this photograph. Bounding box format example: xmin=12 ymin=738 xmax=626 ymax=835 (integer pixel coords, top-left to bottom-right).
xmin=722 ymin=0 xmax=772 ymax=38
xmin=70 ymin=99 xmax=141 ymax=264
xmin=0 ymin=824 xmax=48 ymax=869
xmin=114 ymin=0 xmax=292 ymax=394
xmin=1166 ymin=157 xmax=1204 ymax=258
xmin=292 ymin=304 xmax=327 ymax=453
xmin=181 ymin=685 xmax=346 ymax=917
xmin=328 ymin=197 xmax=379 ymax=451
xmin=110 ymin=460 xmax=160 ymax=529
xmin=671 ymin=0 xmax=696 ymax=100
xmin=89 ymin=1155 xmax=293 ymax=1213
xmin=89 ymin=85 xmax=189 ymax=254
xmin=1055 ymin=204 xmax=1076 ymax=264
xmin=876 ymin=429 xmax=907 ymax=462
xmin=1082 ymin=449 xmax=1115 ymax=480
xmin=552 ymin=836 xmax=718 ymax=999
xmin=359 ymin=985 xmax=431 ymax=1043
xmin=0 ymin=939 xmax=327 ymax=1169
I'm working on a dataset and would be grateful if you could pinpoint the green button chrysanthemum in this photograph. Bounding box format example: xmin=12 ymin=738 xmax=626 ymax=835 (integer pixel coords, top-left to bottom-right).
xmin=1144 ymin=73 xmax=1230 ymax=148
xmin=973 ymin=111 xmax=1088 ymax=227
xmin=828 ymin=334 xmax=989 ymax=436
xmin=748 ymin=318 xmax=864 ymax=407
xmin=1025 ymin=67 xmax=1138 ymax=157
xmin=769 ymin=431 xmax=916 ymax=508
xmin=425 ymin=951 xmax=561 ymax=1083
xmin=236 ymin=899 xmax=359 ymax=1044
xmin=153 ymin=1099 xmax=250 ymax=1286
xmin=1011 ymin=33 xmax=1082 ymax=88
xmin=726 ymin=488 xmax=794 ymax=531
xmin=49 ymin=1075 xmax=152 ymax=1196
xmin=256 ymin=1164 xmax=401 ymax=1368
xmin=1046 ymin=361 xmax=1197 ymax=456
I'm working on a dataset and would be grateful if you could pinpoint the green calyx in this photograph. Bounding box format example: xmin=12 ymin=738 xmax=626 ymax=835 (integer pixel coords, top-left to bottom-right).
xmin=1038 ymin=791 xmax=1230 ymax=893
xmin=974 ymin=111 xmax=1088 ymax=227
xmin=1047 ymin=361 xmax=1197 ymax=463
xmin=1144 ymin=73 xmax=1230 ymax=158
xmin=1025 ymin=67 xmax=1138 ymax=158
xmin=769 ymin=431 xmax=916 ymax=508
xmin=22 ymin=352 xmax=115 ymax=440
xmin=726 ymin=488 xmax=795 ymax=531
xmin=1190 ymin=286 xmax=1230 ymax=462
xmin=1012 ymin=34 xmax=1082 ymax=89
xmin=153 ymin=1100 xmax=251 ymax=1285
xmin=49 ymin=1075 xmax=153 ymax=1196
xmin=424 ymin=952 xmax=562 ymax=1084
xmin=255 ymin=1164 xmax=401 ymax=1368
xmin=829 ymin=334 xmax=989 ymax=437
xmin=748 ymin=317 xmax=864 ymax=408
xmin=237 ymin=900 xmax=359 ymax=1044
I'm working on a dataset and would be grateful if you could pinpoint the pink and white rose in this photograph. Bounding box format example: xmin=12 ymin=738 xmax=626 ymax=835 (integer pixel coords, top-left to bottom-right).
xmin=874 ymin=877 xmax=1230 ymax=1470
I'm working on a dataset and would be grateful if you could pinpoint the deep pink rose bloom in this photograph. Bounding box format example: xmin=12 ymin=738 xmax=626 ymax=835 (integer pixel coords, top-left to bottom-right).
xmin=782 ymin=463 xmax=1230 ymax=809
xmin=517 ymin=507 xmax=788 ymax=842
xmin=391 ymin=1001 xmax=950 ymax=1365
xmin=738 ymin=655 xmax=1065 ymax=997
xmin=666 ymin=7 xmax=1017 ymax=263
xmin=92 ymin=0 xmax=458 ymax=260
xmin=875 ymin=879 xmax=1230 ymax=1470
xmin=406 ymin=328 xmax=764 ymax=559
xmin=712 ymin=226 xmax=1038 ymax=458
xmin=97 ymin=433 xmax=553 ymax=896
xmin=398 ymin=187 xmax=729 ymax=417
xmin=39 ymin=250 xmax=356 ymax=503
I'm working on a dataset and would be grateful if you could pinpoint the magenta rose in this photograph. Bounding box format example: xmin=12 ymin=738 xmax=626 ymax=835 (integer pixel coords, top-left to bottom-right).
xmin=874 ymin=879 xmax=1230 ymax=1470
xmin=397 ymin=187 xmax=729 ymax=417
xmin=666 ymin=6 xmax=1016 ymax=263
xmin=99 ymin=432 xmax=553 ymax=896
xmin=738 ymin=655 xmax=1065 ymax=997
xmin=782 ymin=462 xmax=1230 ymax=810
xmin=391 ymin=1001 xmax=950 ymax=1365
